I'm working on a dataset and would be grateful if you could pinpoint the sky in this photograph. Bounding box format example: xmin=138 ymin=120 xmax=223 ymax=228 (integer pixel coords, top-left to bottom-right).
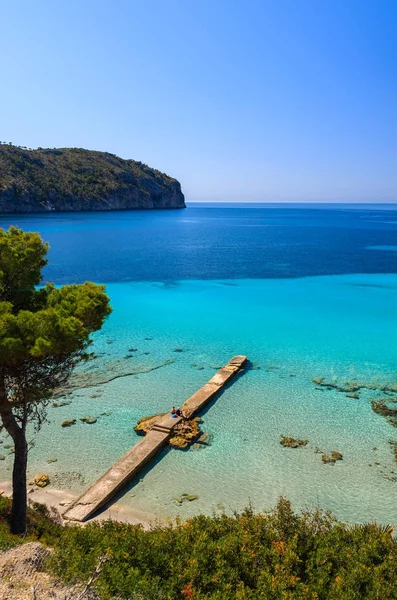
xmin=1 ymin=0 xmax=396 ymax=202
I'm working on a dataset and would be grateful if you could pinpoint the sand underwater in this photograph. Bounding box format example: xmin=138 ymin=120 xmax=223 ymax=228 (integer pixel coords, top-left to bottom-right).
xmin=0 ymin=206 xmax=396 ymax=525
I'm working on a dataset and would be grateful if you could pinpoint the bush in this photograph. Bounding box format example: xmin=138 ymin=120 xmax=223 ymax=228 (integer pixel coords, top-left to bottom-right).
xmin=0 ymin=495 xmax=61 ymax=550
xmin=48 ymin=498 xmax=397 ymax=599
xmin=2 ymin=494 xmax=395 ymax=598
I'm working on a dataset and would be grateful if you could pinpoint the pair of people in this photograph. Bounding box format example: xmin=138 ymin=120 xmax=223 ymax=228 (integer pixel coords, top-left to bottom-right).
xmin=171 ymin=406 xmax=183 ymax=418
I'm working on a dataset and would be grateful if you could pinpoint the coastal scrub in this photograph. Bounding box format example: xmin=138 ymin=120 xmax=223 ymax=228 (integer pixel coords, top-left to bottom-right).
xmin=49 ymin=498 xmax=397 ymax=600
xmin=0 ymin=495 xmax=396 ymax=598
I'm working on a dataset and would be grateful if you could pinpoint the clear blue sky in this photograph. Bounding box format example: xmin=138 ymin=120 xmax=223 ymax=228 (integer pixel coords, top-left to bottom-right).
xmin=2 ymin=0 xmax=396 ymax=202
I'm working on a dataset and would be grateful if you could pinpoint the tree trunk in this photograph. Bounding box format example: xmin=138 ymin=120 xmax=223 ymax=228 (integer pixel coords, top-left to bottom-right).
xmin=10 ymin=428 xmax=28 ymax=533
xmin=0 ymin=374 xmax=28 ymax=534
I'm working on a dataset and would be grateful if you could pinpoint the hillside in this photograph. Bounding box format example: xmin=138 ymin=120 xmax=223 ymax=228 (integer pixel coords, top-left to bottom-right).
xmin=0 ymin=496 xmax=396 ymax=599
xmin=0 ymin=145 xmax=185 ymax=212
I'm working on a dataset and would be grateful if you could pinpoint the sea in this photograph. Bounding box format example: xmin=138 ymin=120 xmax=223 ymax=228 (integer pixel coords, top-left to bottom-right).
xmin=0 ymin=202 xmax=397 ymax=525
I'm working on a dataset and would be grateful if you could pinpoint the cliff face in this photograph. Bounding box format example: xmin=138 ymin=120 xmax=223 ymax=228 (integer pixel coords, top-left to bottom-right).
xmin=0 ymin=145 xmax=185 ymax=212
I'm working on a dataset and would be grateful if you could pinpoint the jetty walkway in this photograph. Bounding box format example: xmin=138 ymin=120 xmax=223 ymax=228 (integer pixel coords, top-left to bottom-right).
xmin=63 ymin=355 xmax=247 ymax=522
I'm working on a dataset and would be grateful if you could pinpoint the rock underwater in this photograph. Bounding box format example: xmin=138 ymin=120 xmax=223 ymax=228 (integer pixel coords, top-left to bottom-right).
xmin=32 ymin=474 xmax=50 ymax=488
xmin=280 ymin=436 xmax=308 ymax=448
xmin=312 ymin=376 xmax=397 ymax=395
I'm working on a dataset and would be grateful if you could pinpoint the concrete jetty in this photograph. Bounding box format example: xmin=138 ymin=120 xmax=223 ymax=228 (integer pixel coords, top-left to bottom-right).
xmin=63 ymin=355 xmax=247 ymax=522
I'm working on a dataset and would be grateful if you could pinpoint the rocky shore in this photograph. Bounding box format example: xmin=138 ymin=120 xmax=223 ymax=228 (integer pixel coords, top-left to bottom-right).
xmin=134 ymin=413 xmax=211 ymax=449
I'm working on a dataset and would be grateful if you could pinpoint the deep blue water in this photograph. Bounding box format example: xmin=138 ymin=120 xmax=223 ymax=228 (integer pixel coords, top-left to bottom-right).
xmin=1 ymin=203 xmax=397 ymax=283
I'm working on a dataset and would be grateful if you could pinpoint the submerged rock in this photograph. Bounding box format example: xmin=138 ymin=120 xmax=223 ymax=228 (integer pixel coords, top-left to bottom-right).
xmin=251 ymin=363 xmax=261 ymax=370
xmin=47 ymin=458 xmax=58 ymax=463
xmin=61 ymin=419 xmax=76 ymax=427
xmin=52 ymin=400 xmax=72 ymax=408
xmin=338 ymin=383 xmax=360 ymax=393
xmin=312 ymin=376 xmax=397 ymax=396
xmin=33 ymin=474 xmax=50 ymax=487
xmin=185 ymin=494 xmax=198 ymax=501
xmin=175 ymin=493 xmax=198 ymax=504
xmin=80 ymin=416 xmax=97 ymax=424
xmin=280 ymin=436 xmax=308 ymax=448
xmin=195 ymin=432 xmax=212 ymax=445
xmin=389 ymin=441 xmax=397 ymax=463
xmin=52 ymin=388 xmax=73 ymax=399
xmin=190 ymin=443 xmax=205 ymax=451
xmin=371 ymin=398 xmax=397 ymax=427
xmin=67 ymin=357 xmax=175 ymax=390
xmin=189 ymin=428 xmax=212 ymax=451
xmin=331 ymin=451 xmax=343 ymax=460
xmin=321 ymin=451 xmax=343 ymax=464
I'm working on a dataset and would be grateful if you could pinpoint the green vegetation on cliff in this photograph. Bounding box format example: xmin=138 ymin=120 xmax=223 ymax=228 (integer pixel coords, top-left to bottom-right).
xmin=0 ymin=144 xmax=185 ymax=212
xmin=0 ymin=495 xmax=396 ymax=599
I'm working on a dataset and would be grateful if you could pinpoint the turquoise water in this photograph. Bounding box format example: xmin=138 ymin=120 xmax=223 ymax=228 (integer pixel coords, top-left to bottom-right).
xmin=2 ymin=274 xmax=397 ymax=524
xmin=0 ymin=206 xmax=396 ymax=525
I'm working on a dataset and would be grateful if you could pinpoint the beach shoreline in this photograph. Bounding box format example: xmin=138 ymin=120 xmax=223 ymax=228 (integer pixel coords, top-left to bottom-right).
xmin=0 ymin=480 xmax=157 ymax=529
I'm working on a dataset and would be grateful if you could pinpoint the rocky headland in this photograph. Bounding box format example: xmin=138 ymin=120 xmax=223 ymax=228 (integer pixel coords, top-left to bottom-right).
xmin=0 ymin=144 xmax=185 ymax=212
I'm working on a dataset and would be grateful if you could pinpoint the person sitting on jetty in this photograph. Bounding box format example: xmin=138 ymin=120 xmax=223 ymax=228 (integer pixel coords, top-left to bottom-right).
xmin=175 ymin=407 xmax=182 ymax=417
xmin=171 ymin=406 xmax=177 ymax=418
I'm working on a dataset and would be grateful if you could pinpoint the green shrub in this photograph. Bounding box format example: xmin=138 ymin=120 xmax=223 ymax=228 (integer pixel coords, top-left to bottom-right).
xmin=0 ymin=495 xmax=61 ymax=550
xmin=2 ymin=494 xmax=396 ymax=598
xmin=48 ymin=498 xmax=397 ymax=599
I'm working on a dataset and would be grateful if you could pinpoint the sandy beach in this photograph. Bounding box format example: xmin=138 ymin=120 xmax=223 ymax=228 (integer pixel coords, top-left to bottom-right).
xmin=0 ymin=480 xmax=156 ymax=529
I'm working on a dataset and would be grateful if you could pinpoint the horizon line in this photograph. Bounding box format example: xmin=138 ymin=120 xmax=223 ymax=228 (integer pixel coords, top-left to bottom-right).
xmin=186 ymin=200 xmax=397 ymax=205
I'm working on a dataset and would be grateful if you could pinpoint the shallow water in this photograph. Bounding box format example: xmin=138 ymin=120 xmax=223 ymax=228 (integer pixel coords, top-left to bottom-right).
xmin=0 ymin=205 xmax=396 ymax=525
